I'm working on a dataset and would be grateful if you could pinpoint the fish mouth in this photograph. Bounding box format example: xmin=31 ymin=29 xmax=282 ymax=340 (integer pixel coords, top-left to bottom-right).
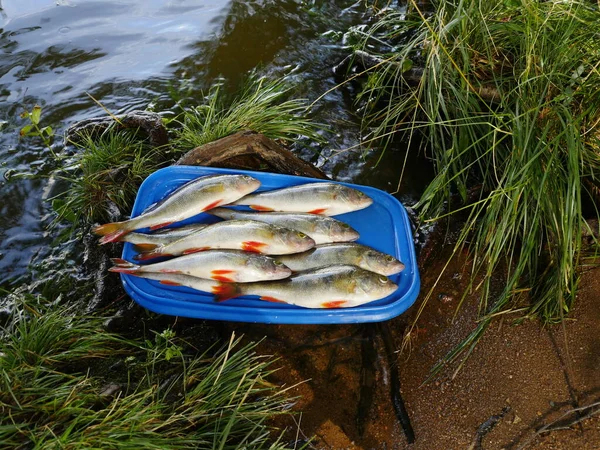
xmin=271 ymin=267 xmax=292 ymax=279
xmin=295 ymin=236 xmax=316 ymax=252
xmin=239 ymin=176 xmax=261 ymax=192
xmin=269 ymin=261 xmax=292 ymax=279
xmin=345 ymin=229 xmax=360 ymax=241
xmin=378 ymin=262 xmax=406 ymax=276
xmin=380 ymin=282 xmax=398 ymax=298
xmin=360 ymin=196 xmax=374 ymax=208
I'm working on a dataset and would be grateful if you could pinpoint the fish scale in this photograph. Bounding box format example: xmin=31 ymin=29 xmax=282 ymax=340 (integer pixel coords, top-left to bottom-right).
xmin=233 ymin=182 xmax=373 ymax=216
xmin=208 ymin=208 xmax=360 ymax=244
xmin=134 ymin=219 xmax=315 ymax=260
xmin=94 ymin=174 xmax=260 ymax=243
xmin=109 ymin=249 xmax=291 ymax=283
xmin=214 ymin=264 xmax=398 ymax=308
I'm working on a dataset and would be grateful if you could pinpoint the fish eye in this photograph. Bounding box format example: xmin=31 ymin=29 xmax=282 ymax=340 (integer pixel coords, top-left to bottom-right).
xmin=378 ymin=275 xmax=388 ymax=283
xmin=296 ymin=231 xmax=307 ymax=238
xmin=341 ymin=223 xmax=350 ymax=229
xmin=385 ymin=255 xmax=395 ymax=261
xmin=274 ymin=260 xmax=285 ymax=266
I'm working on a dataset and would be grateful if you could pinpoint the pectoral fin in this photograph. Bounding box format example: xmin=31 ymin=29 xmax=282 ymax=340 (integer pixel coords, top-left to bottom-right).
xmin=212 ymin=283 xmax=241 ymax=301
xmin=260 ymin=296 xmax=287 ymax=304
xmin=321 ymin=300 xmax=348 ymax=308
xmin=211 ymin=269 xmax=235 ymax=282
xmin=250 ymin=205 xmax=274 ymax=211
xmin=241 ymin=241 xmax=268 ymax=253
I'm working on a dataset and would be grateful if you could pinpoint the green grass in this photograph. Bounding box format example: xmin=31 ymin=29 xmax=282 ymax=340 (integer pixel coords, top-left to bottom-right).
xmin=354 ymin=0 xmax=600 ymax=370
xmin=53 ymin=74 xmax=324 ymax=229
xmin=174 ymin=74 xmax=324 ymax=152
xmin=54 ymin=130 xmax=164 ymax=226
xmin=0 ymin=296 xmax=297 ymax=449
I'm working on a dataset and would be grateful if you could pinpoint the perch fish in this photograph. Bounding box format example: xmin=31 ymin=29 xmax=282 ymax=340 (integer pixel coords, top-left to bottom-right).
xmin=276 ymin=243 xmax=405 ymax=276
xmin=208 ymin=208 xmax=360 ymax=244
xmin=94 ymin=174 xmax=260 ymax=243
xmin=109 ymin=249 xmax=291 ymax=283
xmin=232 ymin=182 xmax=373 ymax=216
xmin=134 ymin=219 xmax=315 ymax=260
xmin=213 ymin=264 xmax=397 ymax=308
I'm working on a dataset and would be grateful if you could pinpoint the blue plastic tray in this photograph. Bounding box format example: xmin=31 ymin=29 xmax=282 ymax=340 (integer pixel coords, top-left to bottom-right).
xmin=120 ymin=166 xmax=420 ymax=324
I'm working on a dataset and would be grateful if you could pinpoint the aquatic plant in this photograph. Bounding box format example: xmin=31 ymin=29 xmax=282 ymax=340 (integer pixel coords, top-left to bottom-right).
xmin=353 ymin=0 xmax=600 ymax=369
xmin=175 ymin=74 xmax=324 ymax=151
xmin=19 ymin=104 xmax=55 ymax=150
xmin=0 ymin=296 xmax=295 ymax=449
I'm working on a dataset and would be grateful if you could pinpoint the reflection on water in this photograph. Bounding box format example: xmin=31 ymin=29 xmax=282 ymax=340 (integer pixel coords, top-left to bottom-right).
xmin=0 ymin=0 xmax=427 ymax=287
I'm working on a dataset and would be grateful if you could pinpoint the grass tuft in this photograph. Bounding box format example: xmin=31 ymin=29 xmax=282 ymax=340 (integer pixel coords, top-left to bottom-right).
xmin=54 ymin=129 xmax=164 ymax=225
xmin=52 ymin=74 xmax=324 ymax=229
xmin=174 ymin=74 xmax=324 ymax=152
xmin=354 ymin=0 xmax=600 ymax=371
xmin=0 ymin=296 xmax=296 ymax=449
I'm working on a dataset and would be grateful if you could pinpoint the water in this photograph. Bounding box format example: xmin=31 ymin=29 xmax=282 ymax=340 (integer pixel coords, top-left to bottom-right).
xmin=0 ymin=0 xmax=430 ymax=289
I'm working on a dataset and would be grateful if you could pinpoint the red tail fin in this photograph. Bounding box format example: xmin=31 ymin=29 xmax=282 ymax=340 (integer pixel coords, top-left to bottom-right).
xmin=110 ymin=258 xmax=131 ymax=266
xmin=94 ymin=222 xmax=130 ymax=244
xmin=133 ymin=251 xmax=170 ymax=261
xmin=108 ymin=260 xmax=141 ymax=275
xmin=212 ymin=283 xmax=241 ymax=302
xmin=132 ymin=243 xmax=159 ymax=252
xmin=249 ymin=205 xmax=274 ymax=211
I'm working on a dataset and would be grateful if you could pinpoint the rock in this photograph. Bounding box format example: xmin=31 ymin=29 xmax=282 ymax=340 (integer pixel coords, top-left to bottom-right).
xmin=65 ymin=111 xmax=168 ymax=149
xmin=99 ymin=382 xmax=123 ymax=397
xmin=439 ymin=293 xmax=454 ymax=304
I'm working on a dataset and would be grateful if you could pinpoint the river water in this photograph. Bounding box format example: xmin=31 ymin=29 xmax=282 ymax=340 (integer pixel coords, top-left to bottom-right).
xmin=0 ymin=0 xmax=430 ymax=293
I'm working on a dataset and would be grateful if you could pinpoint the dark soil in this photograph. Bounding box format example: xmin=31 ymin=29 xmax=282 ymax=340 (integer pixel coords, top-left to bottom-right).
xmin=157 ymin=135 xmax=599 ymax=449
xmin=233 ymin=245 xmax=600 ymax=449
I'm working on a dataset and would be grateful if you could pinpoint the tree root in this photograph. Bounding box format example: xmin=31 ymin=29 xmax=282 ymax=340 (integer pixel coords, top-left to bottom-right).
xmin=517 ymin=400 xmax=600 ymax=449
xmin=468 ymin=406 xmax=511 ymax=450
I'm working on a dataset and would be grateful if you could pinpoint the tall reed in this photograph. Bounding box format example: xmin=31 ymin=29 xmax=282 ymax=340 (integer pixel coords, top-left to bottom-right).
xmin=356 ymin=0 xmax=600 ymax=369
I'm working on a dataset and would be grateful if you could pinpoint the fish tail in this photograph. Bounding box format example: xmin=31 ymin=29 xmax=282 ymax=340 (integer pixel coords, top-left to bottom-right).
xmin=132 ymin=243 xmax=159 ymax=252
xmin=212 ymin=283 xmax=242 ymax=302
xmin=133 ymin=249 xmax=168 ymax=261
xmin=110 ymin=258 xmax=131 ymax=266
xmin=205 ymin=208 xmax=233 ymax=219
xmin=108 ymin=259 xmax=141 ymax=275
xmin=94 ymin=221 xmax=130 ymax=244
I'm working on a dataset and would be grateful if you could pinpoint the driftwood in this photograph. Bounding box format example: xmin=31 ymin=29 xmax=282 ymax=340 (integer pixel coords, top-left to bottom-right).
xmin=65 ymin=111 xmax=169 ymax=148
xmin=175 ymin=130 xmax=328 ymax=179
